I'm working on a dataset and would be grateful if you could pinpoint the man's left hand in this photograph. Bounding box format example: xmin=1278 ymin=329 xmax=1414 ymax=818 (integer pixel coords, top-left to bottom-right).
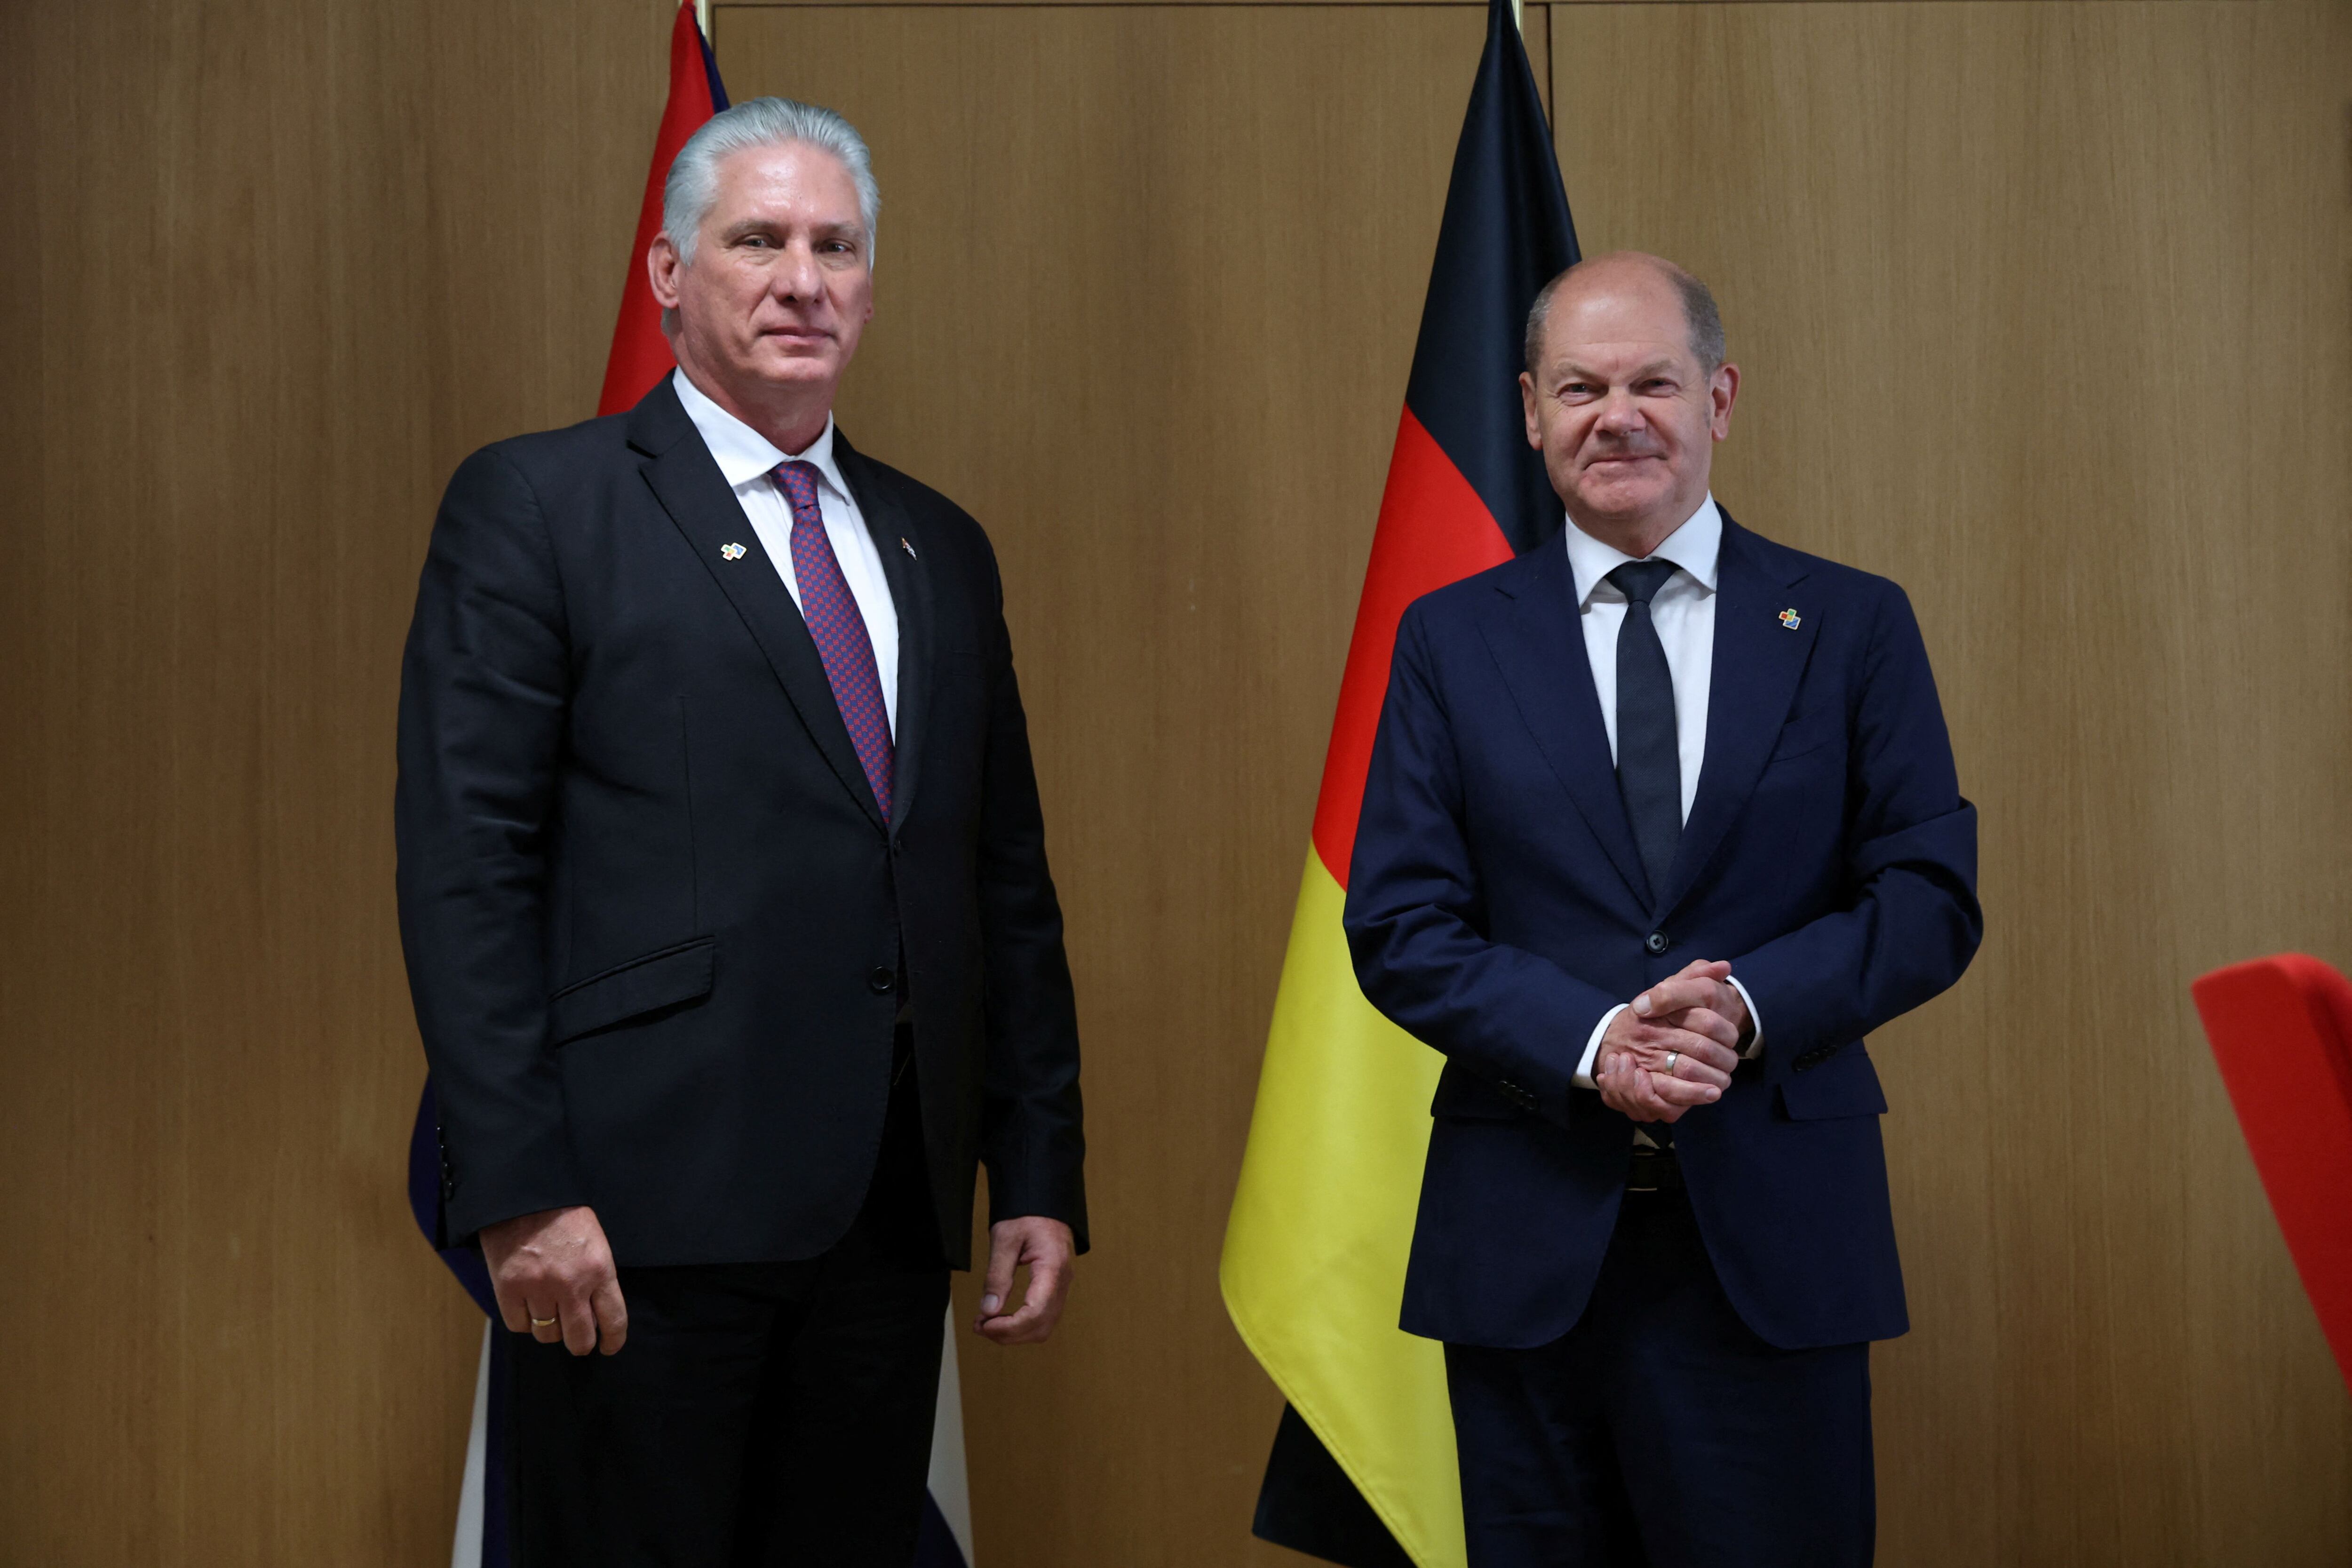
xmin=974 ymin=1216 xmax=1075 ymax=1346
xmin=1594 ymin=959 xmax=1755 ymax=1122
xmin=1632 ymin=960 xmax=1752 ymax=1050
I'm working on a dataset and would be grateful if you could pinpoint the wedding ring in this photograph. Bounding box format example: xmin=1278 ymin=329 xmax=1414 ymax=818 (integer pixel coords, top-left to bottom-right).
xmin=529 ymin=1315 xmax=558 ymax=1330
xmin=1663 ymin=1051 xmax=1679 ymax=1073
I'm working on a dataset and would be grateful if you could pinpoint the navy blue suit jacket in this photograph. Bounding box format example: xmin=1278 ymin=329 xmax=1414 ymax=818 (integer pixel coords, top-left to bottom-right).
xmin=1345 ymin=513 xmax=1979 ymax=1351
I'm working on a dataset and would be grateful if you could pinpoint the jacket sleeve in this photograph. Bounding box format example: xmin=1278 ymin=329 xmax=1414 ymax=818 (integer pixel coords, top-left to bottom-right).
xmin=971 ymin=545 xmax=1089 ymax=1248
xmin=1344 ymin=602 xmax=1621 ymax=1122
xmin=1731 ymin=583 xmax=1982 ymax=1078
xmin=394 ymin=446 xmax=585 ymax=1244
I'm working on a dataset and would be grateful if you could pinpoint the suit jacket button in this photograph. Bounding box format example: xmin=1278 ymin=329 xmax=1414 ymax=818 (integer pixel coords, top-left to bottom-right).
xmin=1645 ymin=932 xmax=1669 ymax=956
xmin=869 ymin=966 xmax=897 ymax=994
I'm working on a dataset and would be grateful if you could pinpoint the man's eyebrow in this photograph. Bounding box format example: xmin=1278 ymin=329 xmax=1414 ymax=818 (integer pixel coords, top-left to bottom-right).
xmin=717 ymin=218 xmax=866 ymax=241
xmin=1555 ymin=356 xmax=1682 ymax=383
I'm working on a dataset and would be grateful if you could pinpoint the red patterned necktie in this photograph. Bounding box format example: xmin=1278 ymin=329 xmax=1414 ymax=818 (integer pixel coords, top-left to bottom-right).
xmin=774 ymin=461 xmax=893 ymax=820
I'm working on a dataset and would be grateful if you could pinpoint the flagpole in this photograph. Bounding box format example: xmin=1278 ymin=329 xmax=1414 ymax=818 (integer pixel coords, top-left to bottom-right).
xmin=696 ymin=0 xmax=713 ymax=42
xmin=1510 ymin=0 xmax=1523 ymax=33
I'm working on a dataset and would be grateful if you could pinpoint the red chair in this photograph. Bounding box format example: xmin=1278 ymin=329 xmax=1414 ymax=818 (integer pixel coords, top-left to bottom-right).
xmin=2190 ymin=954 xmax=2352 ymax=1397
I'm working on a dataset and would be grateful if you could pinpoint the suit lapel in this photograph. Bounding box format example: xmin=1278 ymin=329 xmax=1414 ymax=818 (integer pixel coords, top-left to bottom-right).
xmin=627 ymin=381 xmax=887 ymax=834
xmin=834 ymin=433 xmax=934 ymax=832
xmin=1656 ymin=516 xmax=1816 ymax=916
xmin=1475 ymin=545 xmax=1653 ymax=911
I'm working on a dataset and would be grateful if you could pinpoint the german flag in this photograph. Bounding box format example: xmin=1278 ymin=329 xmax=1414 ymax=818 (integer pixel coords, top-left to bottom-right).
xmin=1221 ymin=3 xmax=1578 ymax=1563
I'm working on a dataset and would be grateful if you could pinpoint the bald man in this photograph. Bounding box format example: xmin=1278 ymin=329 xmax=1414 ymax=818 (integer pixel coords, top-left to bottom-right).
xmin=1345 ymin=254 xmax=1980 ymax=1566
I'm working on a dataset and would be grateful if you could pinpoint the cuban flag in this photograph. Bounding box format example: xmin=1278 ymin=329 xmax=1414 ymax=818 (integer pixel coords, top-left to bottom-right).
xmin=918 ymin=1319 xmax=977 ymax=1566
xmin=595 ymin=0 xmax=731 ymax=418
xmin=411 ymin=7 xmax=974 ymax=1562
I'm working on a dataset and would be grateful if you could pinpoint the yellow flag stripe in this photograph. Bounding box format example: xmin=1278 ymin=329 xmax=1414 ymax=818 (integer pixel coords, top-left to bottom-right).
xmin=1221 ymin=852 xmax=1465 ymax=1568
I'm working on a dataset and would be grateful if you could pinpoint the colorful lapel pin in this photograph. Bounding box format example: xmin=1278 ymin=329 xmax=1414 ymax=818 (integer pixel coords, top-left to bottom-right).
xmin=1779 ymin=607 xmax=1802 ymax=629
xmin=720 ymin=542 xmax=747 ymax=561
xmin=900 ymin=537 xmax=918 ymax=561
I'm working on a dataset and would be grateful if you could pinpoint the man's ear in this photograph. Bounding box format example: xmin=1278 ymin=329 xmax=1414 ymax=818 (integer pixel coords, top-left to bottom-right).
xmin=1520 ymin=372 xmax=1542 ymax=449
xmin=648 ymin=233 xmax=684 ymax=311
xmin=1709 ymin=362 xmax=1740 ymax=441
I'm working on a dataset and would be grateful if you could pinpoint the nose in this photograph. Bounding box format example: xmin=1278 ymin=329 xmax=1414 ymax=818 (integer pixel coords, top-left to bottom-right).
xmin=772 ymin=238 xmax=824 ymax=302
xmin=1594 ymin=392 xmax=1645 ymax=437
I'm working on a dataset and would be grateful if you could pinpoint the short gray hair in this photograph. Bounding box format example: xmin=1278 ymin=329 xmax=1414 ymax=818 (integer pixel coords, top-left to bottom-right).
xmin=662 ymin=96 xmax=881 ymax=267
xmin=1524 ymin=255 xmax=1725 ymax=377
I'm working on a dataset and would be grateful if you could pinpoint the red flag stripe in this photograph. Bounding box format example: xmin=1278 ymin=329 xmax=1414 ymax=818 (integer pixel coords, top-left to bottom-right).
xmin=1310 ymin=407 xmax=1513 ymax=887
xmin=597 ymin=2 xmax=723 ymax=418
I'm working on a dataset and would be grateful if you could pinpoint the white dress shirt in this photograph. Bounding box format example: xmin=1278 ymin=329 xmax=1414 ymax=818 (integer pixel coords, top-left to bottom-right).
xmin=673 ymin=368 xmax=900 ymax=738
xmin=1562 ymin=495 xmax=1765 ymax=1089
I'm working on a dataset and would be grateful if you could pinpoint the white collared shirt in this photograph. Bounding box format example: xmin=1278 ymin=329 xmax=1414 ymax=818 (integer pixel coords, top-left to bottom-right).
xmin=1562 ymin=494 xmax=1765 ymax=1089
xmin=673 ymin=368 xmax=900 ymax=737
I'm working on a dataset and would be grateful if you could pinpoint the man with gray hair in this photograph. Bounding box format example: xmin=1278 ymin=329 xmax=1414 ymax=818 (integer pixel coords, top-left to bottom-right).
xmin=397 ymin=96 xmax=1086 ymax=1563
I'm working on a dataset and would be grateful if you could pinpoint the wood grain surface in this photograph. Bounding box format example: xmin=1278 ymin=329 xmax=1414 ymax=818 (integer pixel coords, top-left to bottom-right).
xmin=2 ymin=0 xmax=2347 ymax=1563
xmin=717 ymin=7 xmax=1515 ymax=1560
xmin=1552 ymin=3 xmax=2352 ymax=1562
xmin=0 ymin=0 xmax=681 ymax=1561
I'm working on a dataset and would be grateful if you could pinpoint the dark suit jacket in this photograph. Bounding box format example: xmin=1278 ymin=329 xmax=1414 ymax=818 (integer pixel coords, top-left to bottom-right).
xmin=1345 ymin=514 xmax=1979 ymax=1350
xmin=395 ymin=377 xmax=1086 ymax=1270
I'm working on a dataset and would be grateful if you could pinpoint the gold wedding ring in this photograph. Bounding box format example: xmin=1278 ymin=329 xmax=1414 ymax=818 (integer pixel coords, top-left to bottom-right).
xmin=529 ymin=1315 xmax=558 ymax=1329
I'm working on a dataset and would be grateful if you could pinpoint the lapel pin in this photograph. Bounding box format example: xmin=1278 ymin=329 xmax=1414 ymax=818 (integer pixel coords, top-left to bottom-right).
xmin=1778 ymin=607 xmax=1802 ymax=630
xmin=720 ymin=542 xmax=747 ymax=561
xmin=899 ymin=537 xmax=918 ymax=561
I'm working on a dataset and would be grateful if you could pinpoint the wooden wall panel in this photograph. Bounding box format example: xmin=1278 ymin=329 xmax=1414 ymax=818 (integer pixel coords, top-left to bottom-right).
xmin=718 ymin=7 xmax=1505 ymax=1561
xmin=727 ymin=0 xmax=1501 ymax=7
xmin=1550 ymin=4 xmax=2352 ymax=1564
xmin=7 ymin=0 xmax=2347 ymax=1563
xmin=0 ymin=0 xmax=678 ymax=1561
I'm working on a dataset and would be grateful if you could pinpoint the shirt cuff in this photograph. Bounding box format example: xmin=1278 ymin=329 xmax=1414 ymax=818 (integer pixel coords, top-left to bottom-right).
xmin=1729 ymin=976 xmax=1765 ymax=1059
xmin=1573 ymin=1004 xmax=1629 ymax=1090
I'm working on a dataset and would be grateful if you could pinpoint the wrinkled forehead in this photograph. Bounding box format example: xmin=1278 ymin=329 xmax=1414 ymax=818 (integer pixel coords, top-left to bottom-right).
xmin=707 ymin=142 xmax=865 ymax=226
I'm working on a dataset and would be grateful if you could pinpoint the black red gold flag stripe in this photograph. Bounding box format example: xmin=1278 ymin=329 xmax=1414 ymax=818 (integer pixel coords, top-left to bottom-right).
xmin=1222 ymin=1 xmax=1578 ymax=1561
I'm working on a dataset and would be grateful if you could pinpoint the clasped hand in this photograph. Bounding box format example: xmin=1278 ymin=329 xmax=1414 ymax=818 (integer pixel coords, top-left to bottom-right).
xmin=1594 ymin=959 xmax=1750 ymax=1124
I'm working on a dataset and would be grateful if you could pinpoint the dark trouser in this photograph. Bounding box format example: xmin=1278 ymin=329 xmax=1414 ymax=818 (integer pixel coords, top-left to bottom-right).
xmin=1444 ymin=1187 xmax=1874 ymax=1568
xmin=511 ymin=1063 xmax=950 ymax=1568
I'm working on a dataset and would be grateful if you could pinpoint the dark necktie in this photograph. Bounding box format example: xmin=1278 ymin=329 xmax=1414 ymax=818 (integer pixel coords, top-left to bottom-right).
xmin=775 ymin=461 xmax=894 ymax=820
xmin=1608 ymin=559 xmax=1681 ymax=906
